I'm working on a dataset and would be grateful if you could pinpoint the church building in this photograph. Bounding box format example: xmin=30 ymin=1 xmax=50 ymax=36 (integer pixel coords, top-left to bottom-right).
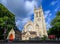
xmin=22 ymin=5 xmax=48 ymax=40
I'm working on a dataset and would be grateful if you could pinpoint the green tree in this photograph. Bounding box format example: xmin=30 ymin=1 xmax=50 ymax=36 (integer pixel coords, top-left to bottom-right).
xmin=0 ymin=3 xmax=15 ymax=40
xmin=48 ymin=11 xmax=60 ymax=40
xmin=41 ymin=35 xmax=48 ymax=40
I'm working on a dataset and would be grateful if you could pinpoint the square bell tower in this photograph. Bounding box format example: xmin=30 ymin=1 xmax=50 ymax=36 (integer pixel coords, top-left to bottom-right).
xmin=34 ymin=5 xmax=48 ymax=37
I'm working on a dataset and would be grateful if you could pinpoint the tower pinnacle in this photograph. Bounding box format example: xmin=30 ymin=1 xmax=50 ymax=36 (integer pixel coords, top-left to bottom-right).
xmin=34 ymin=4 xmax=36 ymax=9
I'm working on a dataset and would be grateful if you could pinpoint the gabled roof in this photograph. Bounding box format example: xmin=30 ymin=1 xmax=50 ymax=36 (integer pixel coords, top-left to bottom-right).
xmin=22 ymin=31 xmax=37 ymax=35
xmin=29 ymin=31 xmax=36 ymax=35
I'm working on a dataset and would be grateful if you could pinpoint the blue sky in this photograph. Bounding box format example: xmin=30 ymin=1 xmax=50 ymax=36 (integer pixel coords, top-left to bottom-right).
xmin=0 ymin=0 xmax=60 ymax=31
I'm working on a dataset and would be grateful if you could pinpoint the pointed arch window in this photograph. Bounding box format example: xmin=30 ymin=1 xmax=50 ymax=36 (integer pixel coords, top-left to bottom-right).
xmin=39 ymin=12 xmax=41 ymax=17
xmin=36 ymin=24 xmax=39 ymax=29
xmin=27 ymin=24 xmax=33 ymax=31
xmin=36 ymin=12 xmax=38 ymax=17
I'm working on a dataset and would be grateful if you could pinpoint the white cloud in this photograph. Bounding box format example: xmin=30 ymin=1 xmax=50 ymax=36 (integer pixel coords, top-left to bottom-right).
xmin=44 ymin=10 xmax=52 ymax=30
xmin=25 ymin=0 xmax=37 ymax=16
xmin=48 ymin=18 xmax=51 ymax=23
xmin=16 ymin=17 xmax=31 ymax=30
xmin=55 ymin=7 xmax=59 ymax=12
xmin=46 ymin=21 xmax=51 ymax=30
xmin=45 ymin=16 xmax=52 ymax=30
xmin=44 ymin=10 xmax=51 ymax=18
xmin=0 ymin=0 xmax=42 ymax=30
xmin=50 ymin=1 xmax=58 ymax=5
xmin=49 ymin=13 xmax=52 ymax=16
xmin=22 ymin=17 xmax=31 ymax=25
xmin=25 ymin=1 xmax=34 ymax=11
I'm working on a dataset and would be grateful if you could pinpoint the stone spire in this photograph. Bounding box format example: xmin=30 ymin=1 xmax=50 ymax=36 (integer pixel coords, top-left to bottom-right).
xmin=34 ymin=4 xmax=36 ymax=10
xmin=40 ymin=4 xmax=42 ymax=9
xmin=39 ymin=0 xmax=42 ymax=9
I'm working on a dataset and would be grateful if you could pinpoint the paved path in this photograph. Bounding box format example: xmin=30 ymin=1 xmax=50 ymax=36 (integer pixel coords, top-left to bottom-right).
xmin=0 ymin=43 xmax=60 ymax=44
xmin=0 ymin=40 xmax=60 ymax=44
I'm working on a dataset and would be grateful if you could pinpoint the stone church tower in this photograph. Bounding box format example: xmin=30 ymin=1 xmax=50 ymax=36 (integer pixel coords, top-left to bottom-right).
xmin=34 ymin=6 xmax=48 ymax=37
xmin=22 ymin=5 xmax=48 ymax=40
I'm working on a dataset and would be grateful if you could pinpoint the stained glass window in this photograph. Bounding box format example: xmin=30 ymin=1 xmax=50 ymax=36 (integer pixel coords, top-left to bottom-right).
xmin=27 ymin=24 xmax=33 ymax=31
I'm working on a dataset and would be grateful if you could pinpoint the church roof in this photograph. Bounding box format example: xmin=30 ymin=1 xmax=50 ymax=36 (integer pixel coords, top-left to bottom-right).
xmin=29 ymin=31 xmax=36 ymax=35
xmin=22 ymin=32 xmax=26 ymax=35
xmin=22 ymin=31 xmax=37 ymax=35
